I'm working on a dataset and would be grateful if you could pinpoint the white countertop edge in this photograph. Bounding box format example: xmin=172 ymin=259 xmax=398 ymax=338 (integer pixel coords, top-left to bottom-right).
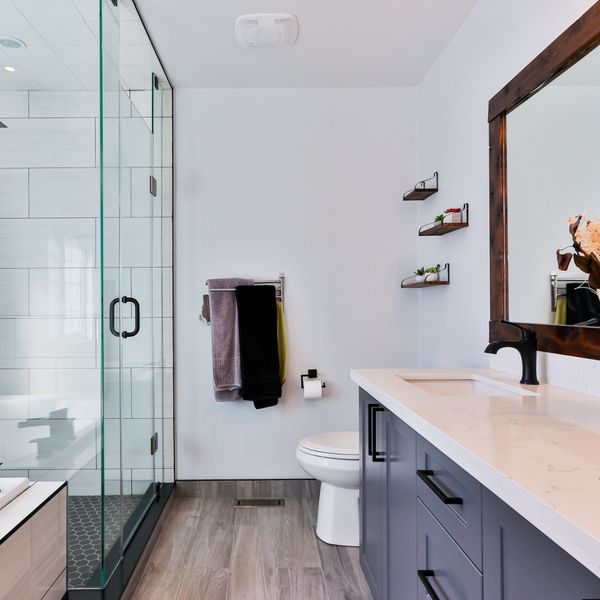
xmin=351 ymin=369 xmax=600 ymax=579
xmin=0 ymin=481 xmax=66 ymax=542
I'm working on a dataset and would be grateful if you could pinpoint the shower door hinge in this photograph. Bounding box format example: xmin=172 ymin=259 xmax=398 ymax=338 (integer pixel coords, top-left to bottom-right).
xmin=149 ymin=175 xmax=157 ymax=197
xmin=150 ymin=432 xmax=159 ymax=455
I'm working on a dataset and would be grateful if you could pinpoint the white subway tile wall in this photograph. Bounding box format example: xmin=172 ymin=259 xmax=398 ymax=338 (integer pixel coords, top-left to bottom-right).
xmin=0 ymin=89 xmax=174 ymax=494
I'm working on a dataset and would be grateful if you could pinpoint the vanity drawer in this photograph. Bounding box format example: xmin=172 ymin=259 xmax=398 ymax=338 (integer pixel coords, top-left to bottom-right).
xmin=416 ymin=436 xmax=482 ymax=570
xmin=417 ymin=499 xmax=482 ymax=600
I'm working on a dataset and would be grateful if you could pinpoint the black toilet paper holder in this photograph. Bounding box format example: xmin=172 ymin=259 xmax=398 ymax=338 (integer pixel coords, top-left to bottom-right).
xmin=300 ymin=369 xmax=326 ymax=389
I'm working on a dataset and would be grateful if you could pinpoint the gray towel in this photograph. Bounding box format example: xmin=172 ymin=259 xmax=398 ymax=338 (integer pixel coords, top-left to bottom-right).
xmin=208 ymin=278 xmax=253 ymax=401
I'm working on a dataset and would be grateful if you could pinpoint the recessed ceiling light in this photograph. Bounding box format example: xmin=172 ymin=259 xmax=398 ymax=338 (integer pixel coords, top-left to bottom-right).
xmin=3 ymin=66 xmax=16 ymax=73
xmin=0 ymin=36 xmax=26 ymax=49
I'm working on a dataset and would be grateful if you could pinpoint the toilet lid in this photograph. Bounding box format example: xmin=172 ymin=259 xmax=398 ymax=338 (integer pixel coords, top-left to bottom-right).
xmin=298 ymin=431 xmax=359 ymax=459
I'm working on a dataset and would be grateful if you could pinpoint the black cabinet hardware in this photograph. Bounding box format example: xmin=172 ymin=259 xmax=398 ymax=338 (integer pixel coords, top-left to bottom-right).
xmin=367 ymin=403 xmax=377 ymax=456
xmin=368 ymin=404 xmax=385 ymax=462
xmin=417 ymin=469 xmax=463 ymax=505
xmin=417 ymin=570 xmax=440 ymax=600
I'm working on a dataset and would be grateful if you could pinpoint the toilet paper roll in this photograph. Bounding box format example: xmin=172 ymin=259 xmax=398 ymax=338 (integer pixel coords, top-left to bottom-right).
xmin=303 ymin=379 xmax=323 ymax=399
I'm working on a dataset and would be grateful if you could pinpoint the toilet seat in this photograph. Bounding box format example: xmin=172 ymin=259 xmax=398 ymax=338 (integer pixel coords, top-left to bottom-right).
xmin=298 ymin=431 xmax=359 ymax=460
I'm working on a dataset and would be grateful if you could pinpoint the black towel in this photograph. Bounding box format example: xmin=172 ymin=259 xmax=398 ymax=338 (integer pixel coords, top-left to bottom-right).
xmin=566 ymin=283 xmax=600 ymax=325
xmin=566 ymin=283 xmax=600 ymax=326
xmin=235 ymin=285 xmax=282 ymax=409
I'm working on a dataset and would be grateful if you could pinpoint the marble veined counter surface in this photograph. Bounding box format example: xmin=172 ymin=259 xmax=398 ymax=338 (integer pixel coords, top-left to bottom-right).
xmin=351 ymin=368 xmax=600 ymax=579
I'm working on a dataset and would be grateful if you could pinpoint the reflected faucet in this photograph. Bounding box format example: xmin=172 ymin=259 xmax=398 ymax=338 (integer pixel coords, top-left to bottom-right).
xmin=485 ymin=320 xmax=539 ymax=385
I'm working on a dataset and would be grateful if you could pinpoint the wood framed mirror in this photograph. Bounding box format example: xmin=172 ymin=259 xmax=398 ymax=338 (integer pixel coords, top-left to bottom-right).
xmin=489 ymin=2 xmax=600 ymax=360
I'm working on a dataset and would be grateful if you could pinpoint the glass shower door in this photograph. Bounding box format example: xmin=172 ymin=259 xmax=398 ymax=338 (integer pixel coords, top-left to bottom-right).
xmin=100 ymin=0 xmax=161 ymax=583
xmin=101 ymin=90 xmax=159 ymax=580
xmin=119 ymin=91 xmax=161 ymax=545
xmin=100 ymin=0 xmax=125 ymax=585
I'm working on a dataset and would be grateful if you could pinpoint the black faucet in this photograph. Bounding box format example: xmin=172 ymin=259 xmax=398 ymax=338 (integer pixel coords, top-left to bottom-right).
xmin=484 ymin=320 xmax=539 ymax=385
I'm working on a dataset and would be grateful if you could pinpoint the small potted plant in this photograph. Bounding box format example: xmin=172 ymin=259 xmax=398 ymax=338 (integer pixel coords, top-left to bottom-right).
xmin=414 ymin=267 xmax=427 ymax=283
xmin=424 ymin=264 xmax=441 ymax=282
xmin=443 ymin=207 xmax=463 ymax=224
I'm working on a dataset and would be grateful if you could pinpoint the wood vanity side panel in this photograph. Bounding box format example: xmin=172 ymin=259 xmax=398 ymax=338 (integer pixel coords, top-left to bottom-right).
xmin=0 ymin=519 xmax=34 ymax=600
xmin=483 ymin=487 xmax=600 ymax=599
xmin=42 ymin=571 xmax=66 ymax=600
xmin=32 ymin=488 xmax=67 ymax=598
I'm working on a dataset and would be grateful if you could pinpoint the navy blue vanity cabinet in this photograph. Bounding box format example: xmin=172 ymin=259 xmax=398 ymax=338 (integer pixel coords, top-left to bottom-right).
xmin=359 ymin=390 xmax=387 ymax=600
xmin=359 ymin=389 xmax=418 ymax=600
xmin=359 ymin=388 xmax=600 ymax=600
xmin=483 ymin=488 xmax=600 ymax=600
xmin=416 ymin=436 xmax=483 ymax=570
xmin=386 ymin=411 xmax=417 ymax=600
xmin=417 ymin=500 xmax=483 ymax=600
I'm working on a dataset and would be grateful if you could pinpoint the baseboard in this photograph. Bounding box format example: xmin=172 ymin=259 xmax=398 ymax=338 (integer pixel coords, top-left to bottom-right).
xmin=175 ymin=478 xmax=319 ymax=498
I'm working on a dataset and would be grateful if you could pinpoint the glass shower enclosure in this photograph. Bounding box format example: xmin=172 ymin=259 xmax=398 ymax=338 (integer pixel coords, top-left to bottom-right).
xmin=0 ymin=0 xmax=174 ymax=593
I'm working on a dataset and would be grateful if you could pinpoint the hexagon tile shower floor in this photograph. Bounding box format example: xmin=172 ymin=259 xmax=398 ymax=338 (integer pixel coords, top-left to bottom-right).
xmin=68 ymin=495 xmax=143 ymax=588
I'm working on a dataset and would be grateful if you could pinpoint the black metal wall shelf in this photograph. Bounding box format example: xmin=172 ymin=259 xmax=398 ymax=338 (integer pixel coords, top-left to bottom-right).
xmin=401 ymin=263 xmax=451 ymax=288
xmin=419 ymin=203 xmax=469 ymax=236
xmin=403 ymin=172 xmax=438 ymax=201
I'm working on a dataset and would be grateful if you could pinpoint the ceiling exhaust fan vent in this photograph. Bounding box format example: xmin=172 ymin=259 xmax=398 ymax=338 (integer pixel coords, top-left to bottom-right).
xmin=235 ymin=14 xmax=299 ymax=48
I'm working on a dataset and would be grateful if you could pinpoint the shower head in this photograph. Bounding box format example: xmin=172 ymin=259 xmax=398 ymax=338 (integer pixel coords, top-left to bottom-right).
xmin=0 ymin=122 xmax=6 ymax=128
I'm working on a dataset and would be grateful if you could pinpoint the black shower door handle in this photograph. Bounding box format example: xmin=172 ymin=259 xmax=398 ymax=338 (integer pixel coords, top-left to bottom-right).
xmin=109 ymin=297 xmax=120 ymax=337
xmin=109 ymin=296 xmax=141 ymax=338
xmin=122 ymin=296 xmax=140 ymax=338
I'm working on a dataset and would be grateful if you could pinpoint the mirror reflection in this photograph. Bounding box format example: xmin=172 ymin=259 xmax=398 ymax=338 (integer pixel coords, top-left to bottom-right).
xmin=507 ymin=46 xmax=600 ymax=326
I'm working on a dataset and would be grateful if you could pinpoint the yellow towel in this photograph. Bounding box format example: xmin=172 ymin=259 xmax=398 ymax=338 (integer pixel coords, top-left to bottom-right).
xmin=554 ymin=296 xmax=567 ymax=325
xmin=277 ymin=301 xmax=288 ymax=385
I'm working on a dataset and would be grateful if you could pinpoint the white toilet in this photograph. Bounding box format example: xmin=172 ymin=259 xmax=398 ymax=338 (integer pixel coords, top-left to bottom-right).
xmin=296 ymin=431 xmax=360 ymax=547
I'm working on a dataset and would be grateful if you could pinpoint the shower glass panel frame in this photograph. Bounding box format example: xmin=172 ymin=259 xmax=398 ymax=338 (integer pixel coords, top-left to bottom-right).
xmin=0 ymin=0 xmax=174 ymax=593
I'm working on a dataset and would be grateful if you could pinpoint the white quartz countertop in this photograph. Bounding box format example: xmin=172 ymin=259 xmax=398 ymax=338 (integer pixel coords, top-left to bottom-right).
xmin=351 ymin=368 xmax=600 ymax=579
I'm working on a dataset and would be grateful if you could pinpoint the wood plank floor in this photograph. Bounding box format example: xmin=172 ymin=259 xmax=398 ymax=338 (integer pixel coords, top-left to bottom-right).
xmin=127 ymin=481 xmax=372 ymax=600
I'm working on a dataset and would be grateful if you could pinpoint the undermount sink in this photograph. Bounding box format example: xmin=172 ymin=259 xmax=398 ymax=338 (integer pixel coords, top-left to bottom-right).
xmin=398 ymin=374 xmax=539 ymax=397
xmin=0 ymin=478 xmax=30 ymax=510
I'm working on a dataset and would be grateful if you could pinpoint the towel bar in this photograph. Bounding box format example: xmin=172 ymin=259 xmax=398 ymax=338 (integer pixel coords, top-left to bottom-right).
xmin=200 ymin=273 xmax=285 ymax=324
xmin=550 ymin=272 xmax=589 ymax=312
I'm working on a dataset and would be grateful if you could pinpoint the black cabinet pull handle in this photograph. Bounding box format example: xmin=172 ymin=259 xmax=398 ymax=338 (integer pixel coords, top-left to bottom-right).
xmin=121 ymin=296 xmax=140 ymax=338
xmin=417 ymin=570 xmax=440 ymax=600
xmin=367 ymin=404 xmax=385 ymax=461
xmin=371 ymin=405 xmax=385 ymax=463
xmin=417 ymin=469 xmax=463 ymax=504
xmin=109 ymin=297 xmax=120 ymax=337
xmin=367 ymin=404 xmax=377 ymax=456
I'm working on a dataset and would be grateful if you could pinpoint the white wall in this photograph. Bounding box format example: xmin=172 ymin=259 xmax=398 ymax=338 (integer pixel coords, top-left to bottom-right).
xmin=175 ymin=88 xmax=418 ymax=479
xmin=416 ymin=0 xmax=600 ymax=393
